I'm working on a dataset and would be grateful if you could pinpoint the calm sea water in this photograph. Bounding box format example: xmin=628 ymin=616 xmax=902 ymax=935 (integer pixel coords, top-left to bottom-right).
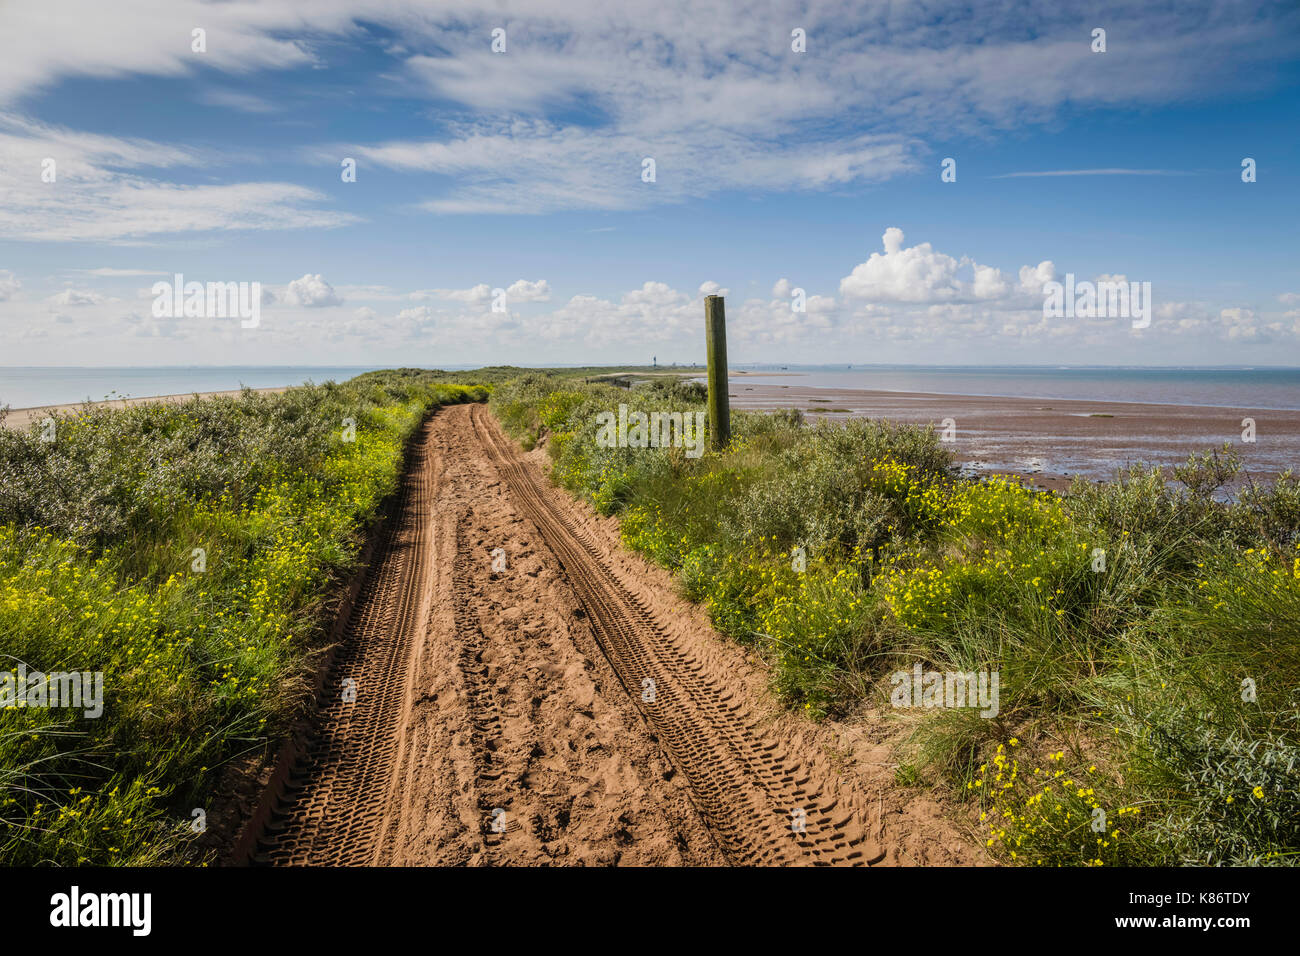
xmin=728 ymin=366 xmax=1300 ymax=410
xmin=5 ymin=365 xmax=1300 ymax=412
xmin=1 ymin=367 xmax=396 ymax=409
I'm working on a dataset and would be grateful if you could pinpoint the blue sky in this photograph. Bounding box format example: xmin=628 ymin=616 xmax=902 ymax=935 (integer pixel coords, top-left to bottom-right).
xmin=1 ymin=0 xmax=1298 ymax=367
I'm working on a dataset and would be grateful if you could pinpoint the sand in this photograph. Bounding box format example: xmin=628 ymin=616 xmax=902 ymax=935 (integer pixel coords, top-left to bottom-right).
xmin=236 ymin=404 xmax=979 ymax=866
xmin=1 ymin=387 xmax=289 ymax=430
xmin=727 ymin=380 xmax=1300 ymax=492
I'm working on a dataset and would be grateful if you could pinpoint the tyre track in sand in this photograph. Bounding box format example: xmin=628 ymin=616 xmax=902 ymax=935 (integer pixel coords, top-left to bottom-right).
xmin=249 ymin=402 xmax=891 ymax=866
xmin=468 ymin=404 xmax=879 ymax=866
xmin=253 ymin=418 xmax=438 ymax=866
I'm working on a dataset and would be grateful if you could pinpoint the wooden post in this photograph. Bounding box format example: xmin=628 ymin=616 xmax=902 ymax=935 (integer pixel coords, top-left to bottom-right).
xmin=704 ymin=294 xmax=730 ymax=450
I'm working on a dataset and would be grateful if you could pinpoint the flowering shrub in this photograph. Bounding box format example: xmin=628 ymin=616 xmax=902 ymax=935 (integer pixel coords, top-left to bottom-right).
xmin=0 ymin=374 xmax=487 ymax=865
xmin=493 ymin=373 xmax=1300 ymax=866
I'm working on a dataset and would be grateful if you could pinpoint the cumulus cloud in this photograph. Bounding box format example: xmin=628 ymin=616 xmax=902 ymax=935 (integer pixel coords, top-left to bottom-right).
xmin=972 ymin=264 xmax=1009 ymax=299
xmin=0 ymin=270 xmax=20 ymax=301
xmin=395 ymin=305 xmax=436 ymax=324
xmin=699 ymin=280 xmax=729 ymax=297
xmin=505 ymin=279 xmax=551 ymax=302
xmin=408 ymin=280 xmax=548 ymax=307
xmin=48 ymin=288 xmax=104 ymax=307
xmin=1017 ymin=261 xmax=1056 ymax=295
xmin=285 ymin=274 xmax=343 ymax=308
xmin=1219 ymin=307 xmax=1258 ymax=341
xmin=838 ymin=229 xmax=1066 ymax=313
xmin=840 ymin=228 xmax=965 ymax=302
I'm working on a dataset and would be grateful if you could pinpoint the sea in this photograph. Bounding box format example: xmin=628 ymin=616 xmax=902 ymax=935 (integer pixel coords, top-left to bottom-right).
xmin=0 ymin=366 xmax=443 ymax=409
xmin=724 ymin=365 xmax=1300 ymax=410
xmin=3 ymin=365 xmax=1300 ymax=412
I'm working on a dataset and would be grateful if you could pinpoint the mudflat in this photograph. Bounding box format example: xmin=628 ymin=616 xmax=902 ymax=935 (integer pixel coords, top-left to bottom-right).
xmin=727 ymin=381 xmax=1300 ymax=491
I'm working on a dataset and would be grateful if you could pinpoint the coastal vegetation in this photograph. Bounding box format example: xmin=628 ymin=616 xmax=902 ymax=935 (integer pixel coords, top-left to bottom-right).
xmin=0 ymin=371 xmax=487 ymax=865
xmin=3 ymin=363 xmax=1293 ymax=869
xmin=493 ymin=372 xmax=1300 ymax=867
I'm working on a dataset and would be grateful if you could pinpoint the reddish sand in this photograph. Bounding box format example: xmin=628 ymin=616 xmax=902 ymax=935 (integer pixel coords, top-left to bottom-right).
xmin=232 ymin=404 xmax=979 ymax=866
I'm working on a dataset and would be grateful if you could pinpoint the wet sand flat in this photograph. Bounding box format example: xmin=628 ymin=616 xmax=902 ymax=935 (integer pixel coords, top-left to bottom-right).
xmin=727 ymin=381 xmax=1300 ymax=491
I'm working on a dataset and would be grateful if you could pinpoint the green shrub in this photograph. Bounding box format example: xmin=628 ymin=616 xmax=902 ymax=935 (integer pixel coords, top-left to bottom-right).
xmin=0 ymin=373 xmax=487 ymax=865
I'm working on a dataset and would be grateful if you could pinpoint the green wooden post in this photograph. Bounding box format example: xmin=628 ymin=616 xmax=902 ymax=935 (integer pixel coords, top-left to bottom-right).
xmin=704 ymin=294 xmax=730 ymax=450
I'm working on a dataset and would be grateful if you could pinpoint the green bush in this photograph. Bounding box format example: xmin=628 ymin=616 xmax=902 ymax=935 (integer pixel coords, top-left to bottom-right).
xmin=492 ymin=375 xmax=1300 ymax=866
xmin=0 ymin=373 xmax=487 ymax=865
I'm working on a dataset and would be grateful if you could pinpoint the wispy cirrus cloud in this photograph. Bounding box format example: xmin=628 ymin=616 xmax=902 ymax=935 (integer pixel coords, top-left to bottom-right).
xmin=0 ymin=114 xmax=359 ymax=242
xmin=4 ymin=1 xmax=1290 ymax=221
xmin=992 ymin=168 xmax=1198 ymax=178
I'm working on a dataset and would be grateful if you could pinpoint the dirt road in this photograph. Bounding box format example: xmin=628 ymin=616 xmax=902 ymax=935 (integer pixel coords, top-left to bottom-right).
xmin=250 ymin=403 xmax=978 ymax=866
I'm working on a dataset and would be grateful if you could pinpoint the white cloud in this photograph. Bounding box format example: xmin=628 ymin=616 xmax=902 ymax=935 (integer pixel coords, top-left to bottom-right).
xmin=971 ymin=264 xmax=1009 ymax=299
xmin=840 ymin=228 xmax=965 ymax=302
xmin=0 ymin=1 xmax=317 ymax=105
xmin=198 ymin=88 xmax=278 ymax=114
xmin=505 ymin=279 xmax=551 ymax=302
xmin=0 ymin=270 xmax=20 ymax=301
xmin=285 ymin=274 xmax=343 ymax=308
xmin=48 ymin=288 xmax=104 ymax=307
xmin=410 ymin=280 xmax=549 ymax=306
xmin=1017 ymin=261 xmax=1056 ymax=295
xmin=993 ymin=169 xmax=1193 ymax=178
xmin=0 ymin=113 xmax=358 ymax=242
xmin=0 ymin=2 xmax=1289 ymax=224
xmin=699 ymin=281 xmax=729 ymax=297
xmin=1219 ymin=307 xmax=1258 ymax=341
xmin=413 ymin=283 xmax=492 ymax=304
xmin=838 ymin=229 xmax=1065 ymax=312
xmin=395 ymin=305 xmax=435 ymax=324
xmin=80 ymin=267 xmax=167 ymax=277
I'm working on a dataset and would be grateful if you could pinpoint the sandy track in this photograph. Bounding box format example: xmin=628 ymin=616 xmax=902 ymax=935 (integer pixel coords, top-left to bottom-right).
xmin=252 ymin=402 xmax=975 ymax=866
xmin=469 ymin=406 xmax=880 ymax=865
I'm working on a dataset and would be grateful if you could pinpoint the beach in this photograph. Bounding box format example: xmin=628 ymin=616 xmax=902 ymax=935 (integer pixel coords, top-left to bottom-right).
xmin=1 ymin=387 xmax=289 ymax=430
xmin=727 ymin=373 xmax=1299 ymax=491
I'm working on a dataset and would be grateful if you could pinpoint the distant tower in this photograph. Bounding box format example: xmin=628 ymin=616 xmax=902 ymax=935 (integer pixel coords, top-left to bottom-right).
xmin=653 ymin=355 xmax=657 ymax=368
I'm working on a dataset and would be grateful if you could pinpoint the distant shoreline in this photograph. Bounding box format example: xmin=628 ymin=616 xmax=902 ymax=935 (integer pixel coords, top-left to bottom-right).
xmin=726 ymin=369 xmax=1300 ymax=412
xmin=729 ymin=382 xmax=1299 ymax=491
xmin=2 ymin=387 xmax=289 ymax=430
xmin=6 ymin=379 xmax=1297 ymax=495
